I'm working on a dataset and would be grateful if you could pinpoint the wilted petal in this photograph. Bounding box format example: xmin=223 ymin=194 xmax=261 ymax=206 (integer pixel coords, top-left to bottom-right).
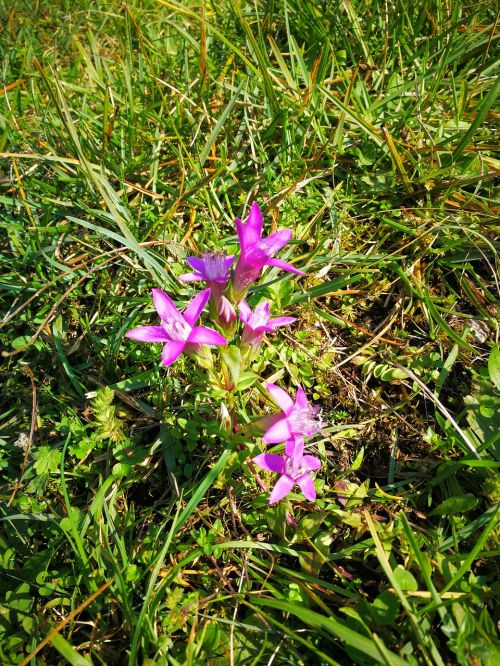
xmin=263 ymin=417 xmax=292 ymax=444
xmin=297 ymin=474 xmax=316 ymax=502
xmin=303 ymin=455 xmax=321 ymax=472
xmin=266 ymin=257 xmax=305 ymax=275
xmin=188 ymin=326 xmax=227 ymax=345
xmin=268 ymin=316 xmax=296 ymax=329
xmin=161 ymin=340 xmax=185 ymax=366
xmin=259 ymin=229 xmax=292 ymax=256
xmin=266 ymin=383 xmax=294 ymax=412
xmin=269 ymin=475 xmax=295 ymax=504
xmin=254 ymin=413 xmax=282 ymax=433
xmin=253 ymin=453 xmax=286 ymax=474
xmin=178 ymin=272 xmax=202 ymax=282
xmin=125 ymin=326 xmax=169 ymax=343
xmin=152 ymin=288 xmax=183 ymax=323
xmin=183 ymin=288 xmax=211 ymax=326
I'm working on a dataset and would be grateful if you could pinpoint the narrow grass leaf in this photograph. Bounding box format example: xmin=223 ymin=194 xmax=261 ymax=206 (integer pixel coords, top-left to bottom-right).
xmin=251 ymin=597 xmax=409 ymax=665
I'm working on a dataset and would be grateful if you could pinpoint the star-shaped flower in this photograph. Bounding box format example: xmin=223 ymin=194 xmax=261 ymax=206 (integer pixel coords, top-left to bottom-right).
xmin=262 ymin=383 xmax=322 ymax=444
xmin=253 ymin=438 xmax=321 ymax=504
xmin=239 ymin=300 xmax=295 ymax=348
xmin=179 ymin=252 xmax=235 ymax=285
xmin=232 ymin=203 xmax=304 ymax=296
xmin=126 ymin=288 xmax=227 ymax=366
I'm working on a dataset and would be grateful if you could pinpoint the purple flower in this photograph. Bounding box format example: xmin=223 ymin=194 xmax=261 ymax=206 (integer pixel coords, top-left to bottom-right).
xmin=179 ymin=251 xmax=235 ymax=285
xmin=253 ymin=438 xmax=321 ymax=503
xmin=126 ymin=288 xmax=227 ymax=366
xmin=179 ymin=251 xmax=235 ymax=311
xmin=232 ymin=202 xmax=304 ymax=296
xmin=239 ymin=300 xmax=295 ymax=348
xmin=262 ymin=383 xmax=322 ymax=444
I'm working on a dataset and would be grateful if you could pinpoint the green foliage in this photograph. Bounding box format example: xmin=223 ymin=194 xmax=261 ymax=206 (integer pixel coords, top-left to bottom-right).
xmin=0 ymin=0 xmax=498 ymax=664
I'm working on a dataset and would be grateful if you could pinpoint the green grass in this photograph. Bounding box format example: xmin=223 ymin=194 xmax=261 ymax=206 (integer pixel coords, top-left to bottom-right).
xmin=1 ymin=0 xmax=499 ymax=664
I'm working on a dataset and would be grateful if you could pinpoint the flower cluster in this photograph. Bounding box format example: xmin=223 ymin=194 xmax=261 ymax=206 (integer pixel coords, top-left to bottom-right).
xmin=126 ymin=202 xmax=322 ymax=505
xmin=255 ymin=383 xmax=322 ymax=503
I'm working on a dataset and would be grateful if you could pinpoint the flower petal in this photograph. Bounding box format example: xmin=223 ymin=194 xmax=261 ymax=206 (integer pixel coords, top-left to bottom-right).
xmin=263 ymin=417 xmax=292 ymax=444
xmin=235 ymin=217 xmax=245 ymax=249
xmin=186 ymin=256 xmax=206 ymax=274
xmin=161 ymin=340 xmax=185 ymax=366
xmin=266 ymin=383 xmax=294 ymax=412
xmin=291 ymin=438 xmax=305 ymax=470
xmin=268 ymin=316 xmax=296 ymax=329
xmin=244 ymin=202 xmax=263 ymax=247
xmin=303 ymin=455 xmax=321 ymax=472
xmin=297 ymin=474 xmax=317 ymax=502
xmin=152 ymin=289 xmax=183 ymax=323
xmin=178 ymin=272 xmax=202 ymax=282
xmin=126 ymin=325 xmax=170 ymax=343
xmin=269 ymin=475 xmax=295 ymax=504
xmin=188 ymin=326 xmax=227 ymax=345
xmin=266 ymin=257 xmax=305 ymax=275
xmin=238 ymin=300 xmax=253 ymax=323
xmin=253 ymin=453 xmax=286 ymax=474
xmin=259 ymin=229 xmax=292 ymax=256
xmin=183 ymin=288 xmax=211 ymax=326
xmin=294 ymin=386 xmax=309 ymax=410
xmin=285 ymin=436 xmax=303 ymax=457
xmin=224 ymin=255 xmax=236 ymax=271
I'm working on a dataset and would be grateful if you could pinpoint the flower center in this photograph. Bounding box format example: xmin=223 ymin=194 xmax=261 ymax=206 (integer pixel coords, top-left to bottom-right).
xmin=202 ymin=252 xmax=229 ymax=282
xmin=163 ymin=318 xmax=191 ymax=341
xmin=249 ymin=303 xmax=270 ymax=329
xmin=285 ymin=457 xmax=305 ymax=480
xmin=287 ymin=406 xmax=322 ymax=435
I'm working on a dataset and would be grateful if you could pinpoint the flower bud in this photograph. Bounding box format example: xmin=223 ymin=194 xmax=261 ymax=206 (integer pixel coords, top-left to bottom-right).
xmin=218 ymin=402 xmax=232 ymax=434
xmin=218 ymin=296 xmax=237 ymax=332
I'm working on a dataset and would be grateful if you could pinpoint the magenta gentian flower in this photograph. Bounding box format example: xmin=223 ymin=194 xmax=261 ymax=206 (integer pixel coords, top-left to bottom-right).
xmin=253 ymin=438 xmax=321 ymax=503
xmin=179 ymin=251 xmax=235 ymax=309
xmin=125 ymin=288 xmax=227 ymax=366
xmin=179 ymin=251 xmax=235 ymax=285
xmin=263 ymin=383 xmax=322 ymax=444
xmin=239 ymin=300 xmax=295 ymax=348
xmin=232 ymin=202 xmax=304 ymax=296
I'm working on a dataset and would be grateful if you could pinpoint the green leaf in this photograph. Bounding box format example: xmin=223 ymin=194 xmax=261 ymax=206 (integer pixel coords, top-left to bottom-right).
xmin=220 ymin=346 xmax=242 ymax=388
xmin=488 ymin=346 xmax=500 ymax=391
xmin=346 ymin=447 xmax=364 ymax=473
xmin=251 ymin=597 xmax=409 ymax=665
xmin=112 ymin=462 xmax=132 ymax=478
xmin=371 ymin=590 xmax=400 ymax=625
xmin=429 ymin=494 xmax=479 ymax=516
xmin=199 ymin=80 xmax=244 ymax=166
xmin=393 ymin=565 xmax=418 ymax=591
xmin=50 ymin=632 xmax=93 ymax=665
xmin=235 ymin=371 xmax=259 ymax=392
xmin=292 ymin=512 xmax=326 ymax=542
xmin=34 ymin=447 xmax=61 ymax=475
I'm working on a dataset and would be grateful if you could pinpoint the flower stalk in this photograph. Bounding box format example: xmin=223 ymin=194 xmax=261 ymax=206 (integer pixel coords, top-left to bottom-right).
xmin=125 ymin=201 xmax=323 ymax=506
